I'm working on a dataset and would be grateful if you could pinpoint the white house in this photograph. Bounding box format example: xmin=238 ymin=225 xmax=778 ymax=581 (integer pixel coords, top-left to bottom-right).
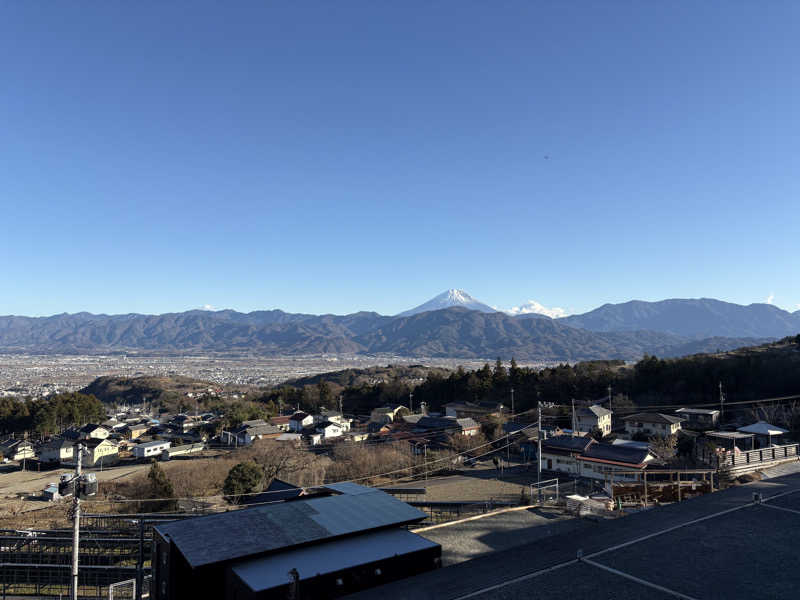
xmin=289 ymin=412 xmax=314 ymax=432
xmin=0 ymin=438 xmax=35 ymax=461
xmin=314 ymin=410 xmax=352 ymax=432
xmin=221 ymin=420 xmax=281 ymax=446
xmin=133 ymin=440 xmax=171 ymax=459
xmin=83 ymin=438 xmax=119 ymax=467
xmin=577 ymin=443 xmax=656 ymax=482
xmin=39 ymin=438 xmax=75 ymax=464
xmin=315 ymin=421 xmax=344 ymax=439
xmin=79 ymin=424 xmax=110 ymax=440
xmin=539 ymin=436 xmax=595 ymax=475
xmin=576 ymin=405 xmax=613 ymax=437
xmin=623 ymin=413 xmax=684 ymax=438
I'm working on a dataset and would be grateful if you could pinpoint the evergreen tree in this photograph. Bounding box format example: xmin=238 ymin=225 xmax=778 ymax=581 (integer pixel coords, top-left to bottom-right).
xmin=317 ymin=380 xmax=332 ymax=407
xmin=146 ymin=460 xmax=177 ymax=511
xmin=493 ymin=358 xmax=508 ymax=385
xmin=509 ymin=357 xmax=522 ymax=385
xmin=223 ymin=461 xmax=265 ymax=501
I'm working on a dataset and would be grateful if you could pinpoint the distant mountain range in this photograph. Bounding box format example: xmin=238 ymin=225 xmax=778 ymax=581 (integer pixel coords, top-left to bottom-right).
xmin=2 ymin=291 xmax=797 ymax=361
xmin=560 ymin=298 xmax=800 ymax=339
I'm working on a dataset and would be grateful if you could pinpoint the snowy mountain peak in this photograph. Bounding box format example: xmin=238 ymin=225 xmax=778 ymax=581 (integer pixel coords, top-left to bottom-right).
xmin=398 ymin=289 xmax=498 ymax=317
xmin=443 ymin=289 xmax=471 ymax=303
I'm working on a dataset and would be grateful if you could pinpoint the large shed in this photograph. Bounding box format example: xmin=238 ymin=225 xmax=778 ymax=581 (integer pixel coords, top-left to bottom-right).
xmin=152 ymin=483 xmax=440 ymax=600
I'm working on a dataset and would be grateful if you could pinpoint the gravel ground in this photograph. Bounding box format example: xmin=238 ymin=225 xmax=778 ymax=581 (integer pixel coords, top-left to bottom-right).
xmin=391 ymin=461 xmax=545 ymax=503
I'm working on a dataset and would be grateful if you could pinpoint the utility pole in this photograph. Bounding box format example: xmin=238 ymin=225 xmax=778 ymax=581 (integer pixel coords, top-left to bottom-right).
xmin=571 ymin=399 xmax=576 ymax=436
xmin=510 ymin=387 xmax=515 ymax=417
xmin=424 ymin=444 xmax=428 ymax=480
xmin=608 ymin=385 xmax=612 ymax=412
xmin=338 ymin=395 xmax=343 ymax=415
xmin=537 ymin=401 xmax=543 ymax=499
xmin=71 ymin=443 xmax=83 ymax=600
xmin=719 ymin=381 xmax=725 ymax=421
xmin=409 ymin=392 xmax=414 ymax=414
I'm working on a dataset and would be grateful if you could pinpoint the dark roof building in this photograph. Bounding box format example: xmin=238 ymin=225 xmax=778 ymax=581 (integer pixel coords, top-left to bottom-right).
xmin=231 ymin=420 xmax=281 ymax=437
xmin=623 ymin=413 xmax=684 ymax=425
xmin=415 ymin=416 xmax=480 ymax=435
xmin=239 ymin=478 xmax=305 ymax=506
xmin=578 ymin=442 xmax=653 ymax=468
xmin=675 ymin=408 xmax=720 ymax=431
xmin=444 ymin=401 xmax=504 ymax=419
xmin=540 ymin=435 xmax=595 ymax=455
xmin=152 ymin=483 xmax=440 ymax=600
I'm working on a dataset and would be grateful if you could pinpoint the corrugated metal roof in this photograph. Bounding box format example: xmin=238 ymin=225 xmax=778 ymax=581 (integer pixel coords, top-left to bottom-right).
xmin=155 ymin=484 xmax=427 ymax=568
xmin=231 ymin=529 xmax=439 ymax=592
xmin=578 ymin=404 xmax=612 ymax=418
xmin=676 ymin=408 xmax=720 ymax=416
xmin=737 ymin=421 xmax=789 ymax=436
xmin=707 ymin=431 xmax=754 ymax=439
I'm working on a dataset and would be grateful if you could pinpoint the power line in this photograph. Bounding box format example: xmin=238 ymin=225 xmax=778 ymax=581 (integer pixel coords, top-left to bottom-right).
xmin=84 ymin=421 xmax=537 ymax=504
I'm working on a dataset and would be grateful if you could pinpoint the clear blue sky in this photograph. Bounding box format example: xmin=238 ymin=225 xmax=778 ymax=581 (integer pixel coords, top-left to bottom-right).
xmin=2 ymin=1 xmax=798 ymax=317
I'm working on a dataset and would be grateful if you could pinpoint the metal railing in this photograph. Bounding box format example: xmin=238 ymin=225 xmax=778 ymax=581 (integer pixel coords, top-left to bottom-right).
xmin=720 ymin=443 xmax=799 ymax=468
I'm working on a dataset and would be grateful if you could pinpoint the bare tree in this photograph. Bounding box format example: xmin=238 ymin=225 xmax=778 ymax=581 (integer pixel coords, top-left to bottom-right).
xmin=648 ymin=434 xmax=678 ymax=464
xmin=247 ymin=440 xmax=317 ymax=485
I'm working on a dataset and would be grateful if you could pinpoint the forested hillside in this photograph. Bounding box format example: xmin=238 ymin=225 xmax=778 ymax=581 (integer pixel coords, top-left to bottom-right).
xmin=261 ymin=336 xmax=800 ymax=418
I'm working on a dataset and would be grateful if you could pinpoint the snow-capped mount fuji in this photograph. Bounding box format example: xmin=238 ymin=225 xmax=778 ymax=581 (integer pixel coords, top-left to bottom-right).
xmin=397 ymin=289 xmax=498 ymax=317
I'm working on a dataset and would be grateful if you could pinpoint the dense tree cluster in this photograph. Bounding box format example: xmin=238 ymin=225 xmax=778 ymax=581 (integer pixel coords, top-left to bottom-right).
xmin=0 ymin=392 xmax=105 ymax=436
xmin=256 ymin=338 xmax=800 ymax=419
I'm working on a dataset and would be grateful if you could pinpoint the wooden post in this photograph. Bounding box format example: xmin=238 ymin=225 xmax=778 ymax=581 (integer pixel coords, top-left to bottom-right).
xmin=643 ymin=470 xmax=648 ymax=507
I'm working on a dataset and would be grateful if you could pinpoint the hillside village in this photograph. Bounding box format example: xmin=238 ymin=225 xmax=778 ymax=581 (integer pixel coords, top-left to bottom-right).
xmin=2 ymin=387 xmax=796 ymax=508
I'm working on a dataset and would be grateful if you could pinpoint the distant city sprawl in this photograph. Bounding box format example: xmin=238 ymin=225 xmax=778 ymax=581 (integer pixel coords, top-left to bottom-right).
xmin=0 ymin=353 xmax=550 ymax=399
